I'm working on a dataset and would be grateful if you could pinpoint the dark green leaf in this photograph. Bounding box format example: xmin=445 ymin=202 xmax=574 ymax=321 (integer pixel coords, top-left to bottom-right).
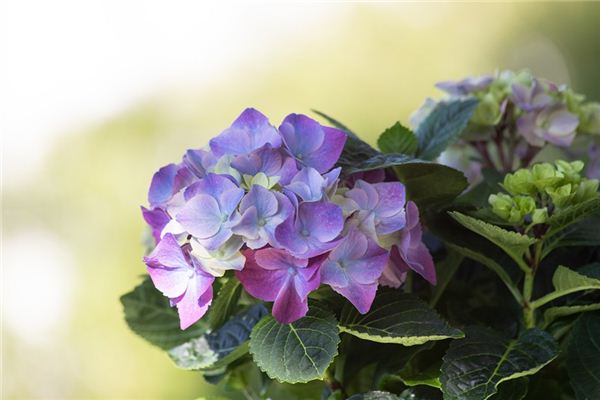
xmin=488 ymin=378 xmax=528 ymax=400
xmin=543 ymin=303 xmax=600 ymax=328
xmin=249 ymin=304 xmax=340 ymax=383
xmin=415 ymin=98 xmax=478 ymax=160
xmin=377 ymin=122 xmax=418 ymax=155
xmin=546 ymin=197 xmax=600 ymax=232
xmin=441 ymin=328 xmax=558 ymax=400
xmin=348 ymin=391 xmax=402 ymax=400
xmin=168 ymin=304 xmax=267 ymax=371
xmin=338 ymin=289 xmax=463 ymax=345
xmin=120 ymin=277 xmax=208 ymax=350
xmin=543 ymin=216 xmax=600 ymax=258
xmin=567 ymin=312 xmax=600 ymax=400
xmin=312 ymin=109 xmax=360 ymax=138
xmin=207 ymin=278 xmax=242 ymax=330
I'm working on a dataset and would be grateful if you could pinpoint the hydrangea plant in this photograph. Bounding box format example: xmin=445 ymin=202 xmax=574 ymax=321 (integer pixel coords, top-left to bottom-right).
xmin=122 ymin=72 xmax=600 ymax=400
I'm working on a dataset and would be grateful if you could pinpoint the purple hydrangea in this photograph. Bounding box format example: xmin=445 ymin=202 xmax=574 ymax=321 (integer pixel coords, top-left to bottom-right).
xmin=320 ymin=229 xmax=389 ymax=313
xmin=236 ymin=248 xmax=321 ymax=323
xmin=379 ymin=201 xmax=436 ymax=287
xmin=144 ymin=234 xmax=215 ymax=329
xmin=141 ymin=108 xmax=436 ymax=328
xmin=435 ymin=75 xmax=493 ymax=96
xmin=517 ymin=105 xmax=579 ymax=147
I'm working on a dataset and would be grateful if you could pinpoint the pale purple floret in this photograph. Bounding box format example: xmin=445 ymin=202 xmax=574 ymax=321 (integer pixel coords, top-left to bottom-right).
xmin=511 ymin=80 xmax=553 ymax=112
xmin=236 ymin=248 xmax=321 ymax=323
xmin=148 ymin=163 xmax=195 ymax=208
xmin=517 ymin=105 xmax=579 ymax=147
xmin=141 ymin=206 xmax=171 ymax=243
xmin=144 ymin=234 xmax=214 ymax=330
xmin=183 ymin=148 xmax=218 ymax=179
xmin=345 ymin=180 xmax=407 ymax=239
xmin=230 ymin=144 xmax=298 ymax=185
xmin=435 ymin=75 xmax=493 ymax=96
xmin=279 ymin=114 xmax=347 ymax=174
xmin=380 ymin=201 xmax=436 ymax=287
xmin=285 ymin=167 xmax=341 ymax=202
xmin=275 ymin=201 xmax=344 ymax=258
xmin=176 ymin=173 xmax=244 ymax=250
xmin=320 ymin=229 xmax=389 ymax=314
xmin=232 ymin=185 xmax=293 ymax=249
xmin=209 ymin=108 xmax=281 ymax=157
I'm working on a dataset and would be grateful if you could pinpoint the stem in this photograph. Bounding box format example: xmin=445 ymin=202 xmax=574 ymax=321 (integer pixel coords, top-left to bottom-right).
xmin=523 ymin=271 xmax=535 ymax=328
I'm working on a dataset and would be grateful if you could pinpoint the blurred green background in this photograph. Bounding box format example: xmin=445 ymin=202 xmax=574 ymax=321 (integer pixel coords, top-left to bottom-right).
xmin=3 ymin=3 xmax=600 ymax=399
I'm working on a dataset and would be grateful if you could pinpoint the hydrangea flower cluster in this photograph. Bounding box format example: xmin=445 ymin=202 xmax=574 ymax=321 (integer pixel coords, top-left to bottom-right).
xmin=489 ymin=160 xmax=599 ymax=228
xmin=412 ymin=70 xmax=600 ymax=178
xmin=141 ymin=108 xmax=435 ymax=328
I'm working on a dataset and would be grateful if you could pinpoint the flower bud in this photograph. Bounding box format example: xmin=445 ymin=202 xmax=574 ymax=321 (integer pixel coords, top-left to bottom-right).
xmin=472 ymin=93 xmax=502 ymax=126
xmin=503 ymin=169 xmax=535 ymax=196
xmin=579 ymin=102 xmax=600 ymax=135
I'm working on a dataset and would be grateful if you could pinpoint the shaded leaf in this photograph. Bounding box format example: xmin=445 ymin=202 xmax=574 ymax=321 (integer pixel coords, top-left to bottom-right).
xmin=488 ymin=378 xmax=528 ymax=400
xmin=249 ymin=304 xmax=340 ymax=383
xmin=441 ymin=328 xmax=558 ymax=400
xmin=546 ymin=197 xmax=600 ymax=232
xmin=120 ymin=277 xmax=208 ymax=350
xmin=207 ymin=278 xmax=242 ymax=330
xmin=169 ymin=304 xmax=267 ymax=371
xmin=567 ymin=312 xmax=600 ymax=400
xmin=543 ymin=303 xmax=600 ymax=328
xmin=338 ymin=289 xmax=463 ymax=345
xmin=377 ymin=122 xmax=418 ymax=155
xmin=348 ymin=391 xmax=402 ymax=400
xmin=415 ymin=98 xmax=478 ymax=160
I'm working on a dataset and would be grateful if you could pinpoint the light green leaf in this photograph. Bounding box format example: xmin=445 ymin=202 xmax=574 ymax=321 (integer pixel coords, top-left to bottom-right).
xmin=532 ymin=264 xmax=600 ymax=308
xmin=120 ymin=277 xmax=208 ymax=350
xmin=396 ymin=364 xmax=441 ymax=388
xmin=377 ymin=122 xmax=418 ymax=155
xmin=441 ymin=328 xmax=558 ymax=400
xmin=415 ymin=98 xmax=479 ymax=160
xmin=449 ymin=211 xmax=535 ymax=269
xmin=249 ymin=304 xmax=340 ymax=383
xmin=338 ymin=289 xmax=463 ymax=345
xmin=567 ymin=312 xmax=600 ymax=400
xmin=207 ymin=278 xmax=242 ymax=330
xmin=543 ymin=303 xmax=600 ymax=328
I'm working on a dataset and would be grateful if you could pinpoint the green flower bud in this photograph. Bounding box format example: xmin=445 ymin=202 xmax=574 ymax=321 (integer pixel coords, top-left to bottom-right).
xmin=532 ymin=163 xmax=562 ymax=191
xmin=472 ymin=93 xmax=502 ymax=125
xmin=514 ymin=195 xmax=536 ymax=215
xmin=546 ymin=183 xmax=574 ymax=208
xmin=503 ymin=169 xmax=536 ymax=196
xmin=563 ymin=88 xmax=586 ymax=114
xmin=555 ymin=160 xmax=583 ymax=185
xmin=531 ymin=208 xmax=548 ymax=225
xmin=578 ymin=102 xmax=600 ymax=135
xmin=489 ymin=193 xmax=514 ymax=220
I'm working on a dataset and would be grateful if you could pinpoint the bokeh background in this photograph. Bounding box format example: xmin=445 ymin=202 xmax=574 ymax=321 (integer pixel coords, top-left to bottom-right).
xmin=3 ymin=2 xmax=600 ymax=399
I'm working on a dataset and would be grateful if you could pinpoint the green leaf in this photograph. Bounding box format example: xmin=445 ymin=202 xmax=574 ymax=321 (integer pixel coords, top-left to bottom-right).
xmin=543 ymin=216 xmax=600 ymax=258
xmin=488 ymin=378 xmax=528 ymax=400
xmin=335 ymin=129 xmax=467 ymax=208
xmin=338 ymin=289 xmax=463 ymax=345
xmin=396 ymin=364 xmax=441 ymax=388
xmin=554 ymin=264 xmax=600 ymax=293
xmin=377 ymin=122 xmax=418 ymax=155
xmin=415 ymin=98 xmax=479 ymax=160
xmin=249 ymin=304 xmax=340 ymax=383
xmin=546 ymin=197 xmax=600 ymax=232
xmin=430 ymin=249 xmax=464 ymax=307
xmin=567 ymin=312 xmax=600 ymax=400
xmin=207 ymin=278 xmax=242 ymax=330
xmin=543 ymin=303 xmax=600 ymax=328
xmin=449 ymin=211 xmax=535 ymax=269
xmin=441 ymin=328 xmax=558 ymax=400
xmin=169 ymin=304 xmax=267 ymax=371
xmin=347 ymin=391 xmax=402 ymax=400
xmin=120 ymin=277 xmax=208 ymax=350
